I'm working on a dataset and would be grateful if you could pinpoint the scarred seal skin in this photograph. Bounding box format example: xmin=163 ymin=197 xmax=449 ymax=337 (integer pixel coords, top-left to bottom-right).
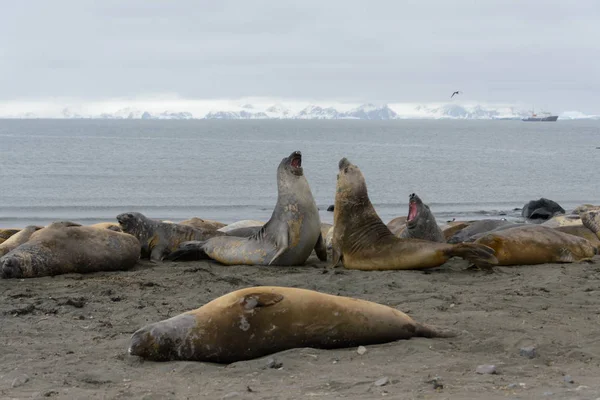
xmin=128 ymin=286 xmax=455 ymax=363
xmin=331 ymin=157 xmax=498 ymax=270
xmin=399 ymin=193 xmax=445 ymax=242
xmin=166 ymin=151 xmax=327 ymax=266
xmin=0 ymin=222 xmax=141 ymax=279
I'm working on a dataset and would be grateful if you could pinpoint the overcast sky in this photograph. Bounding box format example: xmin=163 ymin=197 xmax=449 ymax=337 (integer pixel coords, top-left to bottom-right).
xmin=1 ymin=0 xmax=599 ymax=113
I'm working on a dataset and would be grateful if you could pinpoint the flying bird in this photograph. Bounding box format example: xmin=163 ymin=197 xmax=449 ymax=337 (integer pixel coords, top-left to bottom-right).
xmin=451 ymin=91 xmax=461 ymax=98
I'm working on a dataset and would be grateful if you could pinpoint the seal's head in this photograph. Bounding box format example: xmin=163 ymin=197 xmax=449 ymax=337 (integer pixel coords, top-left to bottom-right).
xmin=0 ymin=255 xmax=24 ymax=279
xmin=278 ymin=150 xmax=303 ymax=178
xmin=336 ymin=157 xmax=368 ymax=205
xmin=116 ymin=212 xmax=148 ymax=234
xmin=406 ymin=193 xmax=425 ymax=229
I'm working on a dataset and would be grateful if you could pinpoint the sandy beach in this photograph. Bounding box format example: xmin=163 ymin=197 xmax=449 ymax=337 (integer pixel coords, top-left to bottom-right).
xmin=1 ymin=254 xmax=600 ymax=400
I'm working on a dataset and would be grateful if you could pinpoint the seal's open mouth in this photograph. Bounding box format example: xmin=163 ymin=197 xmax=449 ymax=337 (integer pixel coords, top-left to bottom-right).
xmin=407 ymin=201 xmax=418 ymax=222
xmin=291 ymin=153 xmax=302 ymax=169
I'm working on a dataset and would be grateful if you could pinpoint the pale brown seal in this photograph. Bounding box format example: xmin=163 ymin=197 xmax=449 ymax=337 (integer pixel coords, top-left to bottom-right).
xmin=179 ymin=217 xmax=226 ymax=231
xmin=0 ymin=222 xmax=141 ymax=279
xmin=0 ymin=225 xmax=43 ymax=256
xmin=331 ymin=158 xmax=497 ymax=270
xmin=128 ymin=286 xmax=454 ymax=363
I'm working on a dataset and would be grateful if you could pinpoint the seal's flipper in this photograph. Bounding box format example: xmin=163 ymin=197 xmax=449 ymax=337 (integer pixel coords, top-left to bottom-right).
xmin=445 ymin=243 xmax=498 ymax=267
xmin=164 ymin=241 xmax=209 ymax=261
xmin=582 ymin=211 xmax=600 ymax=239
xmin=314 ymin=233 xmax=328 ymax=262
xmin=331 ymin=244 xmax=343 ymax=267
xmin=268 ymin=225 xmax=289 ymax=266
xmin=239 ymin=292 xmax=284 ymax=310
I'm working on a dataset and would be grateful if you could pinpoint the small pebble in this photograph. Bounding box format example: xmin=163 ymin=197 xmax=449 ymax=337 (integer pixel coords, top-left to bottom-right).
xmin=221 ymin=392 xmax=241 ymax=399
xmin=427 ymin=376 xmax=443 ymax=390
xmin=357 ymin=346 xmax=367 ymax=355
xmin=374 ymin=377 xmax=389 ymax=387
xmin=11 ymin=374 xmax=30 ymax=388
xmin=475 ymin=364 xmax=497 ymax=374
xmin=519 ymin=346 xmax=536 ymax=359
xmin=543 ymin=391 xmax=553 ymax=396
xmin=563 ymin=375 xmax=574 ymax=384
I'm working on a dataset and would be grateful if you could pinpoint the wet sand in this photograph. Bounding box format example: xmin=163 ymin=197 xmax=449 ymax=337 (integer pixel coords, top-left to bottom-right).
xmin=2 ymin=256 xmax=600 ymax=400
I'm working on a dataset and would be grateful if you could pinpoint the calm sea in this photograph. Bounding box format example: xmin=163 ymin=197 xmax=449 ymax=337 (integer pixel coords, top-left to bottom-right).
xmin=1 ymin=119 xmax=599 ymax=228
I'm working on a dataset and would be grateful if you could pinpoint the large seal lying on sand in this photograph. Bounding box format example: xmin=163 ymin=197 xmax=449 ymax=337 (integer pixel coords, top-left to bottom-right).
xmin=399 ymin=193 xmax=445 ymax=242
xmin=117 ymin=212 xmax=225 ymax=261
xmin=472 ymin=225 xmax=597 ymax=267
xmin=128 ymin=286 xmax=454 ymax=363
xmin=0 ymin=225 xmax=43 ymax=256
xmin=331 ymin=158 xmax=497 ymax=270
xmin=447 ymin=219 xmax=515 ymax=244
xmin=167 ymin=151 xmax=327 ymax=265
xmin=521 ymin=198 xmax=565 ymax=220
xmin=0 ymin=228 xmax=20 ymax=244
xmin=0 ymin=222 xmax=141 ymax=279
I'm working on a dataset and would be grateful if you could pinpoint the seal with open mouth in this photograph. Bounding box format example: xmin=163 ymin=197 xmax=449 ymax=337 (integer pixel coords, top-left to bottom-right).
xmin=399 ymin=193 xmax=445 ymax=242
xmin=331 ymin=157 xmax=498 ymax=270
xmin=166 ymin=151 xmax=327 ymax=266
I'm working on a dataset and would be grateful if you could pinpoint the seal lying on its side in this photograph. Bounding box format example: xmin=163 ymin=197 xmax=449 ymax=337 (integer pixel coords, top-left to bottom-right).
xmin=473 ymin=225 xmax=597 ymax=267
xmin=399 ymin=193 xmax=445 ymax=242
xmin=128 ymin=286 xmax=455 ymax=363
xmin=117 ymin=212 xmax=225 ymax=261
xmin=331 ymin=158 xmax=497 ymax=270
xmin=447 ymin=219 xmax=515 ymax=244
xmin=179 ymin=217 xmax=226 ymax=231
xmin=166 ymin=151 xmax=327 ymax=265
xmin=0 ymin=228 xmax=21 ymax=244
xmin=0 ymin=225 xmax=43 ymax=256
xmin=0 ymin=222 xmax=141 ymax=279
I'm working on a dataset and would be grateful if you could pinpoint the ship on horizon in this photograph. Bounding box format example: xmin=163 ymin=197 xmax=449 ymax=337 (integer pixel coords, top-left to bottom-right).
xmin=522 ymin=108 xmax=558 ymax=122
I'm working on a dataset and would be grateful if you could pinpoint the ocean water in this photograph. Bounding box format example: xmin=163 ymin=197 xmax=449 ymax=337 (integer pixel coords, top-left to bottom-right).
xmin=1 ymin=119 xmax=599 ymax=228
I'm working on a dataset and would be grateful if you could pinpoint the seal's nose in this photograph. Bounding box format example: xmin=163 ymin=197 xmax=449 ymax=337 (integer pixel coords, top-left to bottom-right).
xmin=338 ymin=157 xmax=350 ymax=170
xmin=0 ymin=258 xmax=22 ymax=279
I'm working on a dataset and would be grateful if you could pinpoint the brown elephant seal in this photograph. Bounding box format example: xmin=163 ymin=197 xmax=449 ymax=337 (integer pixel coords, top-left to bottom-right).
xmin=90 ymin=222 xmax=123 ymax=232
xmin=116 ymin=212 xmax=225 ymax=261
xmin=554 ymin=226 xmax=600 ymax=246
xmin=0 ymin=222 xmax=141 ymax=279
xmin=128 ymin=286 xmax=454 ymax=363
xmin=331 ymin=158 xmax=497 ymax=270
xmin=473 ymin=225 xmax=597 ymax=267
xmin=0 ymin=228 xmax=21 ymax=243
xmin=399 ymin=193 xmax=445 ymax=242
xmin=572 ymin=204 xmax=600 ymax=215
xmin=440 ymin=220 xmax=472 ymax=241
xmin=447 ymin=219 xmax=515 ymax=244
xmin=386 ymin=216 xmax=407 ymax=236
xmin=166 ymin=151 xmax=327 ymax=265
xmin=0 ymin=225 xmax=44 ymax=256
xmin=541 ymin=214 xmax=583 ymax=228
xmin=179 ymin=217 xmax=226 ymax=231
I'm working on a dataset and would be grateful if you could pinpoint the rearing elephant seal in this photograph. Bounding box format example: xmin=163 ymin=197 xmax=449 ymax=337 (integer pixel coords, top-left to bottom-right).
xmin=166 ymin=151 xmax=327 ymax=265
xmin=0 ymin=222 xmax=141 ymax=279
xmin=0 ymin=225 xmax=43 ymax=256
xmin=331 ymin=158 xmax=497 ymax=270
xmin=117 ymin=212 xmax=225 ymax=261
xmin=399 ymin=193 xmax=445 ymax=242
xmin=128 ymin=286 xmax=454 ymax=363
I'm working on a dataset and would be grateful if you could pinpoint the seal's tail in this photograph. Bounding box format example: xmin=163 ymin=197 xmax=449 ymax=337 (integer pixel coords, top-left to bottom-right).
xmin=414 ymin=322 xmax=457 ymax=338
xmin=444 ymin=243 xmax=498 ymax=266
xmin=164 ymin=241 xmax=209 ymax=262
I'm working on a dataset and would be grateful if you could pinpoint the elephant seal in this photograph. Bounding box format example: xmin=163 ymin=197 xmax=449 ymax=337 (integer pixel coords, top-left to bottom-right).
xmin=572 ymin=204 xmax=600 ymax=215
xmin=116 ymin=212 xmax=225 ymax=261
xmin=386 ymin=216 xmax=407 ymax=236
xmin=447 ymin=219 xmax=514 ymax=244
xmin=399 ymin=193 xmax=445 ymax=242
xmin=0 ymin=222 xmax=141 ymax=279
xmin=554 ymin=225 xmax=600 ymax=246
xmin=0 ymin=228 xmax=21 ymax=243
xmin=90 ymin=222 xmax=123 ymax=232
xmin=179 ymin=217 xmax=226 ymax=231
xmin=0 ymin=225 xmax=43 ymax=256
xmin=473 ymin=225 xmax=597 ymax=267
xmin=440 ymin=221 xmax=471 ymax=241
xmin=331 ymin=158 xmax=497 ymax=270
xmin=217 ymin=220 xmax=265 ymax=233
xmin=128 ymin=286 xmax=454 ymax=363
xmin=166 ymin=151 xmax=327 ymax=265
xmin=541 ymin=214 xmax=583 ymax=228
xmin=521 ymin=198 xmax=565 ymax=220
